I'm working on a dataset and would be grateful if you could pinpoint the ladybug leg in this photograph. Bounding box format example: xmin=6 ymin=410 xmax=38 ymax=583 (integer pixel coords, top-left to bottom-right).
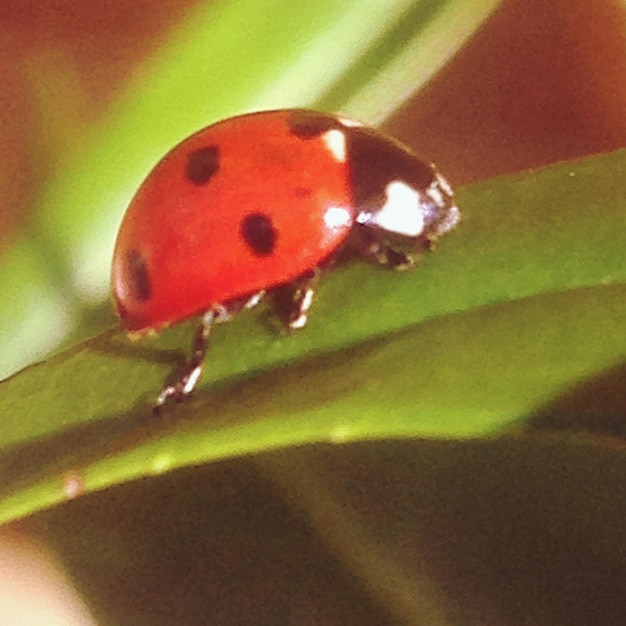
xmin=153 ymin=309 xmax=216 ymax=412
xmin=153 ymin=291 xmax=265 ymax=413
xmin=350 ymin=223 xmax=429 ymax=270
xmin=270 ymin=268 xmax=320 ymax=331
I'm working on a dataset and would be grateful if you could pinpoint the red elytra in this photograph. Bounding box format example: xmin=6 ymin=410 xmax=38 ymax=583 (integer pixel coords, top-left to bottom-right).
xmin=113 ymin=110 xmax=355 ymax=332
xmin=111 ymin=109 xmax=460 ymax=410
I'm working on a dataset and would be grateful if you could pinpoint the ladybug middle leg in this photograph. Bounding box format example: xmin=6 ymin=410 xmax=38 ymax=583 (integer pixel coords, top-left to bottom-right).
xmin=153 ymin=291 xmax=265 ymax=412
xmin=269 ymin=268 xmax=320 ymax=331
xmin=349 ymin=222 xmax=431 ymax=271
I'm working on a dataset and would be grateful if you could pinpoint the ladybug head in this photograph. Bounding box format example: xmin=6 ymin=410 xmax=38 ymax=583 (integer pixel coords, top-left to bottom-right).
xmin=353 ymin=168 xmax=460 ymax=268
xmin=345 ymin=124 xmax=459 ymax=268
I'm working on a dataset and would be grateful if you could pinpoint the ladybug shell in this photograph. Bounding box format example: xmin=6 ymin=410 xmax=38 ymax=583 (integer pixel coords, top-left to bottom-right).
xmin=112 ymin=110 xmax=356 ymax=331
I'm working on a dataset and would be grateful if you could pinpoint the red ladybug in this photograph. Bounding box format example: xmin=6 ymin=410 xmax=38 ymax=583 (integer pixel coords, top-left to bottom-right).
xmin=112 ymin=109 xmax=460 ymax=410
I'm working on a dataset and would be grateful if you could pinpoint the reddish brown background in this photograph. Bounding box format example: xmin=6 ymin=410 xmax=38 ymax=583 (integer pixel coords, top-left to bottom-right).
xmin=1 ymin=0 xmax=626 ymax=245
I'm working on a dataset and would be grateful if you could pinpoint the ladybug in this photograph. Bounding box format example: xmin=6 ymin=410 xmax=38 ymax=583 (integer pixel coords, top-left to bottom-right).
xmin=112 ymin=109 xmax=460 ymax=410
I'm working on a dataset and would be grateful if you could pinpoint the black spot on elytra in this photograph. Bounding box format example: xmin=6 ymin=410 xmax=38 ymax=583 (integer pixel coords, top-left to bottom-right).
xmin=186 ymin=146 xmax=220 ymax=185
xmin=126 ymin=249 xmax=151 ymax=301
xmin=346 ymin=126 xmax=435 ymax=213
xmin=240 ymin=213 xmax=277 ymax=256
xmin=287 ymin=110 xmax=341 ymax=139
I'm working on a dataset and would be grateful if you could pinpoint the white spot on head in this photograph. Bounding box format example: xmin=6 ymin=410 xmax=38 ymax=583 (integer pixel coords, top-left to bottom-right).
xmin=322 ymin=129 xmax=346 ymax=162
xmin=357 ymin=180 xmax=425 ymax=237
xmin=324 ymin=206 xmax=352 ymax=230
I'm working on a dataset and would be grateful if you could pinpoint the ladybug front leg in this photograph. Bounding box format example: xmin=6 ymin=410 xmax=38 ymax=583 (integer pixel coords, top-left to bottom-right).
xmin=270 ymin=268 xmax=320 ymax=331
xmin=153 ymin=309 xmax=216 ymax=412
xmin=349 ymin=223 xmax=428 ymax=270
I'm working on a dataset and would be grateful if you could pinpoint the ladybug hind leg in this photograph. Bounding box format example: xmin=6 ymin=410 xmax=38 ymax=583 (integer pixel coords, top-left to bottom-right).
xmin=270 ymin=268 xmax=320 ymax=331
xmin=153 ymin=291 xmax=265 ymax=413
xmin=153 ymin=309 xmax=215 ymax=412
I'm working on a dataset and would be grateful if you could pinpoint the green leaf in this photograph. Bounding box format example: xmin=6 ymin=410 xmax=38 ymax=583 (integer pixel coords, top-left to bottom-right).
xmin=1 ymin=148 xmax=625 ymax=525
